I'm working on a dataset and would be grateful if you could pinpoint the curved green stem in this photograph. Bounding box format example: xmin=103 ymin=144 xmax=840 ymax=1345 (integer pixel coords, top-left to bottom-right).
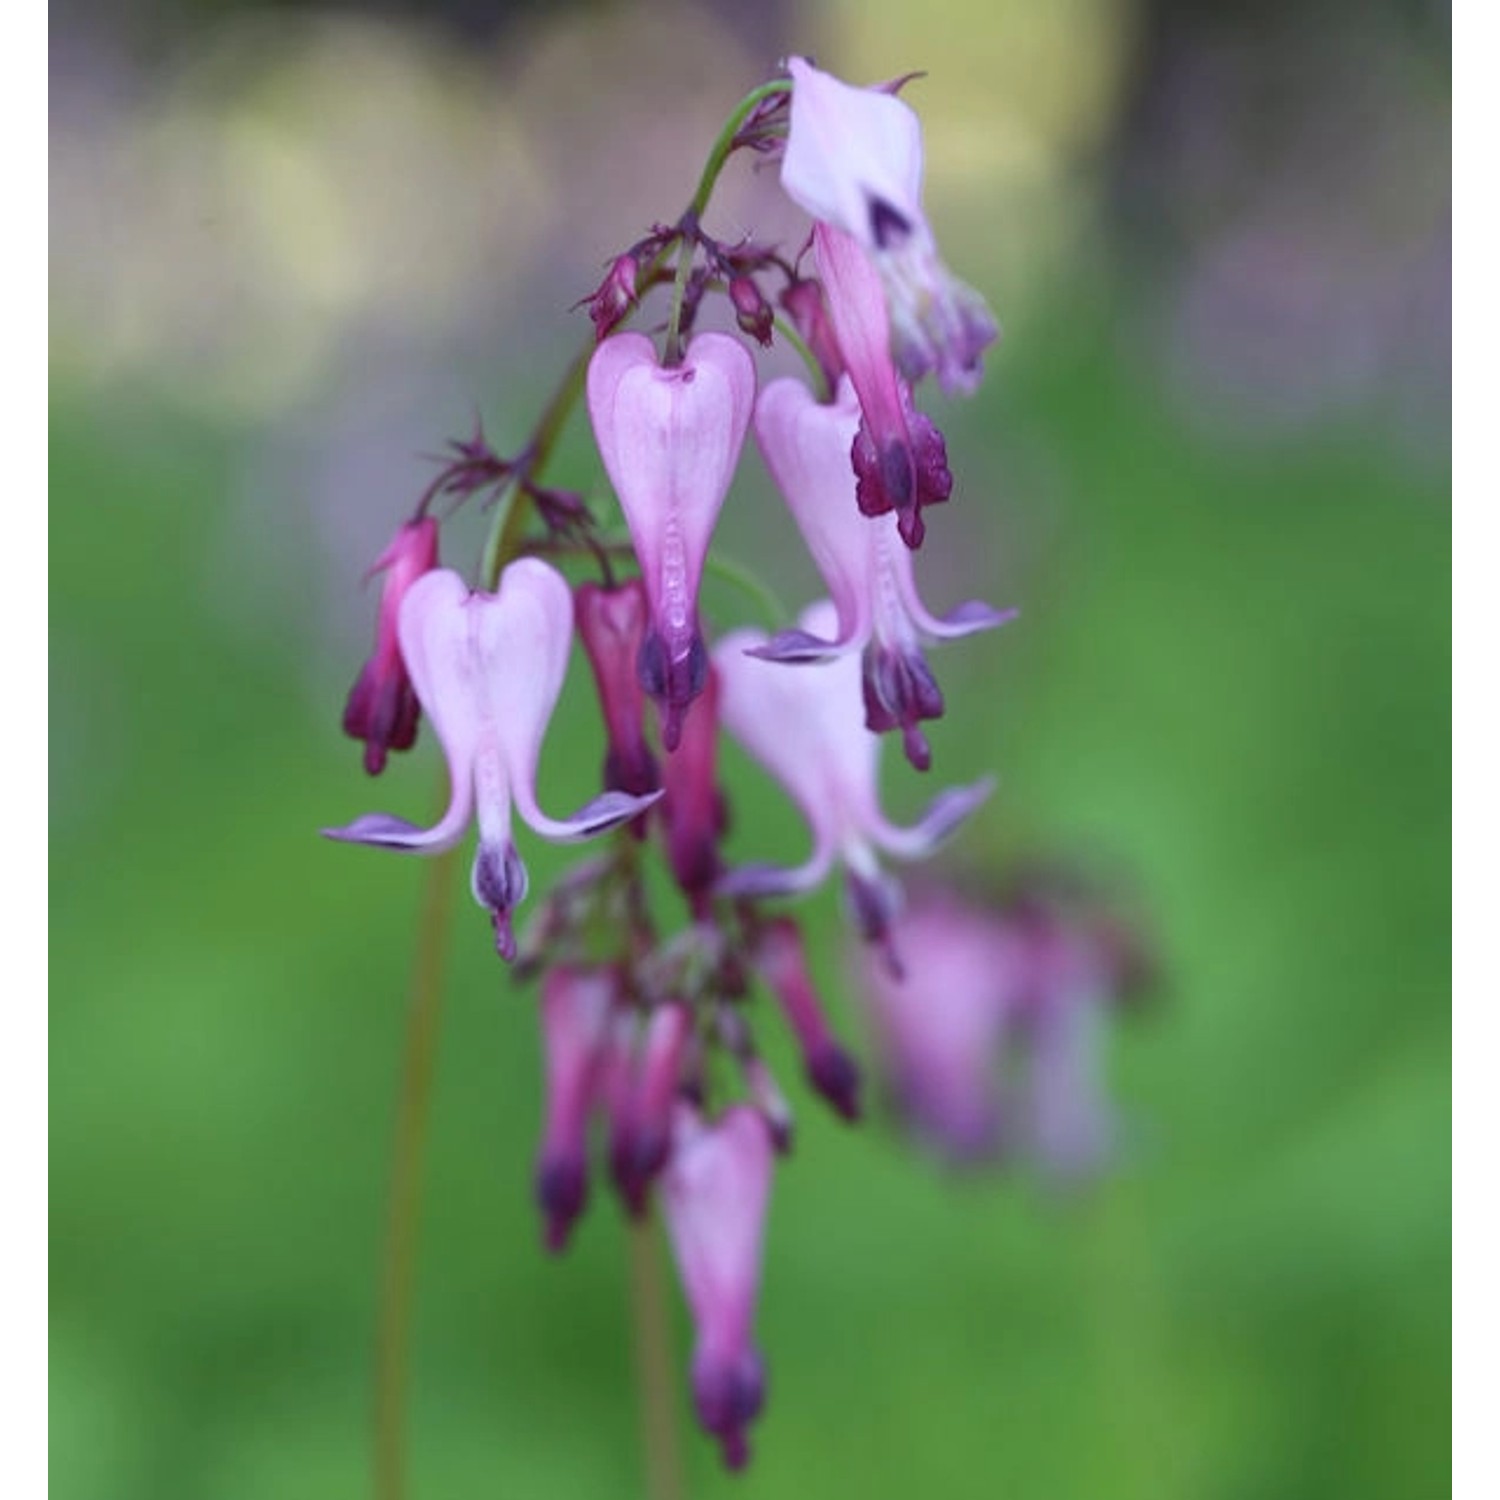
xmin=686 ymin=79 xmax=792 ymax=222
xmin=771 ymin=314 xmax=831 ymax=402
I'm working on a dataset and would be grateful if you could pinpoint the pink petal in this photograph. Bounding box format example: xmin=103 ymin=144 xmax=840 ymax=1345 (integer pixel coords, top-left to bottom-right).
xmin=752 ymin=376 xmax=871 ymax=651
xmin=781 ymin=57 xmax=925 ymax=249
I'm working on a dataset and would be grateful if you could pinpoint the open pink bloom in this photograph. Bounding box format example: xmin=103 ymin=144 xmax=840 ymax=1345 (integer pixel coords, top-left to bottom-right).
xmin=587 ymin=330 xmax=757 ymax=751
xmin=535 ymin=965 xmax=618 ymax=1252
xmin=714 ymin=604 xmax=993 ymax=942
xmin=662 ymin=1103 xmax=775 ymax=1472
xmin=323 ymin=561 xmax=660 ymax=960
xmin=752 ymin=373 xmax=1015 ymax=769
xmin=781 ymin=57 xmax=998 ymax=397
xmin=814 ymin=223 xmax=952 ymax=549
xmin=342 ymin=517 xmax=439 ymax=775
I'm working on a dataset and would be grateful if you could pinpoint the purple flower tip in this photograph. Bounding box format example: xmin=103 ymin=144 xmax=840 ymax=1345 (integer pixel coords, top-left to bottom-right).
xmin=808 ymin=1044 xmax=863 ymax=1122
xmin=638 ymin=626 xmax=709 ymax=753
xmin=536 ymin=1155 xmax=588 ymax=1254
xmin=692 ymin=1350 xmax=767 ymax=1473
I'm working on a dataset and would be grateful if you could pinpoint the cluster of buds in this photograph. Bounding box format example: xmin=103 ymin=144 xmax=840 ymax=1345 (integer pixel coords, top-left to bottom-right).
xmin=325 ymin=58 xmax=1144 ymax=1473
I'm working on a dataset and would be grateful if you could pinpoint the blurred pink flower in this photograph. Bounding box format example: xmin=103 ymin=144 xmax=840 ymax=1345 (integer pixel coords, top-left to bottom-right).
xmin=662 ymin=1103 xmax=775 ymax=1471
xmin=782 ymin=57 xmax=997 ymax=397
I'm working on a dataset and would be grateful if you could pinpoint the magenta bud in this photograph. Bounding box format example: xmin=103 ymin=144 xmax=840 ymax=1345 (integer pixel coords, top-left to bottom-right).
xmin=659 ymin=664 xmax=728 ymax=904
xmin=755 ymin=918 xmax=863 ymax=1123
xmin=609 ymin=1001 xmax=692 ymax=1214
xmin=576 ymin=579 xmax=660 ymax=804
xmin=779 ymin=277 xmax=845 ymax=394
xmin=342 ymin=517 xmax=439 ymax=775
xmin=582 ymin=254 xmax=639 ymax=341
xmin=534 ymin=967 xmax=617 ymax=1253
xmin=728 ymin=275 xmax=774 ymax=346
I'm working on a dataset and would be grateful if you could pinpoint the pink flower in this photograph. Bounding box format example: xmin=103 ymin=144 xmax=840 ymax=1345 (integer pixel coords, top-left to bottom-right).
xmin=342 ymin=517 xmax=439 ymax=775
xmin=752 ymin=372 xmax=1015 ymax=769
xmin=713 ymin=604 xmax=992 ymax=943
xmin=587 ymin=330 xmax=757 ymax=751
xmin=322 ymin=561 xmax=660 ymax=960
xmin=857 ymin=882 xmax=1143 ymax=1174
xmin=857 ymin=892 xmax=1019 ymax=1161
xmin=813 ymin=222 xmax=953 ymax=550
xmin=535 ymin=965 xmax=617 ymax=1253
xmin=662 ymin=1103 xmax=775 ymax=1471
xmin=781 ymin=57 xmax=998 ymax=397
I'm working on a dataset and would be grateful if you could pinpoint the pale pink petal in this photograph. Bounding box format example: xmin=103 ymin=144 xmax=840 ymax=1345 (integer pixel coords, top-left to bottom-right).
xmin=493 ymin=558 xmax=660 ymax=840
xmin=752 ymin=376 xmax=871 ymax=653
xmin=587 ymin=331 xmax=756 ymax=746
xmin=782 ymin=57 xmax=925 ymax=248
xmin=662 ymin=1103 xmax=774 ymax=1470
xmin=865 ymin=776 xmax=996 ymax=860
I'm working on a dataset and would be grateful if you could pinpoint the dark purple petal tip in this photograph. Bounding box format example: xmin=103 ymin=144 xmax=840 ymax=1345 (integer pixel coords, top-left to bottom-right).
xmin=692 ymin=1351 xmax=767 ymax=1473
xmin=808 ymin=1044 xmax=863 ymax=1123
xmin=745 ymin=629 xmax=842 ymax=664
xmin=536 ymin=1154 xmax=588 ymax=1254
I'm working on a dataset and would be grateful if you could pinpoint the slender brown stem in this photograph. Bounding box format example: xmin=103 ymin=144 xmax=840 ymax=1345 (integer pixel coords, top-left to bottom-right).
xmin=374 ymin=832 xmax=461 ymax=1500
xmin=627 ymin=1215 xmax=689 ymax=1500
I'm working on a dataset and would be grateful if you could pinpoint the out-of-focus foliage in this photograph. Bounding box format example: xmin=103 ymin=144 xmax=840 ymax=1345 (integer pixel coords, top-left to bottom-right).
xmin=50 ymin=2 xmax=1449 ymax=1497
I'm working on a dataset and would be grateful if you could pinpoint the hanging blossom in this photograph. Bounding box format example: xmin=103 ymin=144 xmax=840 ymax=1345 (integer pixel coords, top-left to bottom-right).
xmin=856 ymin=880 xmax=1153 ymax=1173
xmin=587 ymin=330 xmax=756 ymax=751
xmin=817 ymin=221 xmax=953 ymax=550
xmin=752 ymin=372 xmax=1015 ymax=770
xmin=661 ymin=1103 xmax=775 ymax=1472
xmin=714 ymin=603 xmax=993 ymax=952
xmin=342 ymin=517 xmax=439 ymax=775
xmin=780 ymin=55 xmax=998 ymax=398
xmin=324 ymin=560 xmax=660 ymax=959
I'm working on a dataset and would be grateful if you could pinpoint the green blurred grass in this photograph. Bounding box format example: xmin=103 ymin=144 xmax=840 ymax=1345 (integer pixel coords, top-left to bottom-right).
xmin=50 ymin=296 xmax=1449 ymax=1499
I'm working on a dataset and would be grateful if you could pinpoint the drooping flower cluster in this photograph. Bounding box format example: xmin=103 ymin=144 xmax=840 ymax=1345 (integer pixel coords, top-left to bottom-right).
xmin=855 ymin=873 xmax=1154 ymax=1172
xmin=323 ymin=57 xmax=1145 ymax=1475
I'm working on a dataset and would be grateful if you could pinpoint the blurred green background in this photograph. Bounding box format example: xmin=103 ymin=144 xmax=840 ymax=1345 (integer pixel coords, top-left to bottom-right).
xmin=50 ymin=0 xmax=1450 ymax=1496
